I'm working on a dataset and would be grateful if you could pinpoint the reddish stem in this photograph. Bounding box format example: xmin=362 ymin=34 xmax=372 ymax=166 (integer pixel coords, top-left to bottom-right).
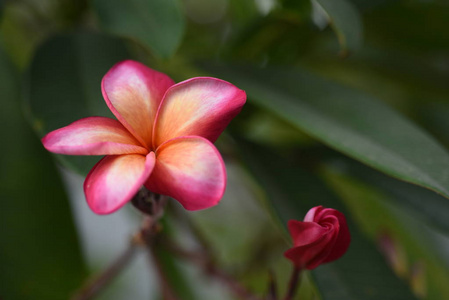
xmin=267 ymin=270 xmax=278 ymax=300
xmin=283 ymin=267 xmax=301 ymax=300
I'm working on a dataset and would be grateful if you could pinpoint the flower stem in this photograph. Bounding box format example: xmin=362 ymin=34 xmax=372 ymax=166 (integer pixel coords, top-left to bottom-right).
xmin=283 ymin=267 xmax=301 ymax=300
xmin=70 ymin=240 xmax=139 ymax=300
xmin=136 ymin=194 xmax=181 ymax=300
xmin=267 ymin=270 xmax=278 ymax=300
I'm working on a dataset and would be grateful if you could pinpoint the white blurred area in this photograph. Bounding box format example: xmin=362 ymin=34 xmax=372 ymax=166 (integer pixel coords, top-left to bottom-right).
xmin=61 ymin=168 xmax=156 ymax=300
xmin=60 ymin=161 xmax=269 ymax=300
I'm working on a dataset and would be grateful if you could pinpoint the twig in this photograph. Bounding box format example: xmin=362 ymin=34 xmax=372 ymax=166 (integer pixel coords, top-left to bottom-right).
xmin=137 ymin=194 xmax=180 ymax=300
xmin=283 ymin=267 xmax=301 ymax=300
xmin=71 ymin=192 xmax=169 ymax=300
xmin=170 ymin=205 xmax=212 ymax=255
xmin=267 ymin=270 xmax=278 ymax=300
xmin=70 ymin=240 xmax=139 ymax=300
xmin=209 ymin=265 xmax=266 ymax=300
xmin=147 ymin=245 xmax=180 ymax=300
xmin=163 ymin=238 xmax=264 ymax=300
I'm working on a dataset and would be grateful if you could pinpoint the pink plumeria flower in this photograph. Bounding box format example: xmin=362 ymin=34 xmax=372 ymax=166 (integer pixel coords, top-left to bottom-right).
xmin=42 ymin=60 xmax=246 ymax=214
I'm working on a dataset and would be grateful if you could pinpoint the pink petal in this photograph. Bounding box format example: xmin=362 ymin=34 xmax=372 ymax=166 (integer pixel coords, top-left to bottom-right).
xmin=146 ymin=136 xmax=226 ymax=210
xmin=42 ymin=117 xmax=148 ymax=155
xmin=303 ymin=205 xmax=323 ymax=222
xmin=285 ymin=227 xmax=337 ymax=270
xmin=153 ymin=77 xmax=246 ymax=148
xmin=287 ymin=220 xmax=328 ymax=247
xmin=102 ymin=60 xmax=175 ymax=148
xmin=85 ymin=152 xmax=156 ymax=214
xmin=321 ymin=211 xmax=351 ymax=263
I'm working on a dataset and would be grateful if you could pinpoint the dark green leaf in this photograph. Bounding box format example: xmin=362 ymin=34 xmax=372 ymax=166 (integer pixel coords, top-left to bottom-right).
xmin=328 ymin=155 xmax=449 ymax=234
xmin=365 ymin=2 xmax=449 ymax=53
xmin=0 ymin=42 xmax=87 ymax=300
xmin=314 ymin=0 xmax=363 ymax=53
xmin=25 ymin=32 xmax=133 ymax=175
xmin=0 ymin=0 xmax=4 ymax=21
xmin=93 ymin=0 xmax=185 ymax=58
xmin=229 ymin=0 xmax=259 ymax=26
xmin=321 ymin=164 xmax=449 ymax=300
xmin=236 ymin=139 xmax=417 ymax=300
xmin=203 ymin=63 xmax=449 ymax=202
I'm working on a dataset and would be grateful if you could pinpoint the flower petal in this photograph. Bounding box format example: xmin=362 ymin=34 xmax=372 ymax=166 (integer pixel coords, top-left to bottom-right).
xmin=303 ymin=205 xmax=323 ymax=222
xmin=102 ymin=60 xmax=175 ymax=148
xmin=146 ymin=136 xmax=226 ymax=210
xmin=284 ymin=229 xmax=336 ymax=269
xmin=287 ymin=220 xmax=328 ymax=247
xmin=85 ymin=152 xmax=156 ymax=214
xmin=321 ymin=211 xmax=351 ymax=263
xmin=42 ymin=117 xmax=148 ymax=155
xmin=153 ymin=77 xmax=246 ymax=147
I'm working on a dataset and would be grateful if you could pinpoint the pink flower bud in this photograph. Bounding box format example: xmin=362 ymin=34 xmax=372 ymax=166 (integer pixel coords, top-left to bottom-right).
xmin=284 ymin=206 xmax=351 ymax=270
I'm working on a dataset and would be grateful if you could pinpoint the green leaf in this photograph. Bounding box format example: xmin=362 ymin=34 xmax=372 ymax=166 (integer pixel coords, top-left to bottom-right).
xmin=321 ymin=164 xmax=449 ymax=299
xmin=365 ymin=2 xmax=449 ymax=53
xmin=313 ymin=0 xmax=363 ymax=53
xmin=93 ymin=0 xmax=185 ymax=58
xmin=236 ymin=139 xmax=417 ymax=299
xmin=0 ymin=42 xmax=87 ymax=299
xmin=329 ymin=154 xmax=449 ymax=234
xmin=203 ymin=63 xmax=449 ymax=202
xmin=25 ymin=32 xmax=133 ymax=175
xmin=0 ymin=0 xmax=4 ymax=21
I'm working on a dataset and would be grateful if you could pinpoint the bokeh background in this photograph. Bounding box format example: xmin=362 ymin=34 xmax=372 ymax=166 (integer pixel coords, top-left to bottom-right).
xmin=2 ymin=0 xmax=449 ymax=299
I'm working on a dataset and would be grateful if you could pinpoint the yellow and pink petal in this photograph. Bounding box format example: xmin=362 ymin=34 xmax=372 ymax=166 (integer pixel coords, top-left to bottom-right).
xmin=153 ymin=77 xmax=246 ymax=148
xmin=102 ymin=60 xmax=175 ymax=148
xmin=42 ymin=117 xmax=148 ymax=155
xmin=84 ymin=152 xmax=156 ymax=214
xmin=146 ymin=136 xmax=226 ymax=211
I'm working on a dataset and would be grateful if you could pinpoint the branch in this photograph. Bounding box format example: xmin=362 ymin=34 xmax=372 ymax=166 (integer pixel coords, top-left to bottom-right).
xmin=283 ymin=267 xmax=301 ymax=300
xmin=71 ymin=191 xmax=169 ymax=300
xmin=70 ymin=240 xmax=139 ymax=300
xmin=267 ymin=270 xmax=278 ymax=300
xmin=147 ymin=245 xmax=181 ymax=300
xmin=164 ymin=238 xmax=265 ymax=300
xmin=136 ymin=194 xmax=181 ymax=300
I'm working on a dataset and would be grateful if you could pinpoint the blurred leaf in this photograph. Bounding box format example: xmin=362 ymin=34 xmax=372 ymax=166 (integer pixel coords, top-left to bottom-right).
xmin=153 ymin=245 xmax=197 ymax=300
xmin=236 ymin=139 xmax=417 ymax=299
xmin=25 ymin=32 xmax=133 ymax=175
xmin=229 ymin=0 xmax=260 ymax=25
xmin=203 ymin=63 xmax=449 ymax=203
xmin=0 ymin=0 xmax=89 ymax=68
xmin=243 ymin=110 xmax=313 ymax=147
xmin=0 ymin=0 xmax=4 ymax=20
xmin=93 ymin=0 xmax=185 ymax=58
xmin=0 ymin=42 xmax=87 ymax=299
xmin=365 ymin=2 xmax=449 ymax=53
xmin=349 ymin=0 xmax=395 ymax=11
xmin=328 ymin=154 xmax=449 ymax=235
xmin=313 ymin=0 xmax=363 ymax=53
xmin=227 ymin=17 xmax=317 ymax=64
xmin=321 ymin=165 xmax=449 ymax=299
xmin=153 ymin=219 xmax=197 ymax=300
xmin=420 ymin=102 xmax=449 ymax=148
